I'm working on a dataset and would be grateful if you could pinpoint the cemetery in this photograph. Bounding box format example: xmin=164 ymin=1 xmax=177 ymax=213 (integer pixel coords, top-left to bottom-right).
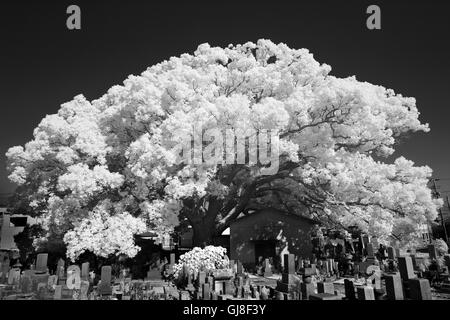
xmin=1 ymin=229 xmax=450 ymax=301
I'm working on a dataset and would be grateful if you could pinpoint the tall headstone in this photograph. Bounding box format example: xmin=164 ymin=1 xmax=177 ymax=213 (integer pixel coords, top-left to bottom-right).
xmin=54 ymin=285 xmax=62 ymax=300
xmin=300 ymin=281 xmax=314 ymax=300
xmin=99 ymin=266 xmax=112 ymax=295
xmin=366 ymin=243 xmax=375 ymax=258
xmin=428 ymin=244 xmax=438 ymax=260
xmin=202 ymin=283 xmax=211 ymax=300
xmin=35 ymin=253 xmax=48 ymax=273
xmin=387 ymin=247 xmax=396 ymax=260
xmin=408 ymin=278 xmax=432 ymax=300
xmin=357 ymin=286 xmax=375 ymax=300
xmin=362 ymin=235 xmax=370 ymax=246
xmin=284 ymin=254 xmax=295 ymax=274
xmin=170 ymin=253 xmax=176 ymax=265
xmin=385 ymin=274 xmax=404 ymax=300
xmin=236 ymin=261 xmax=243 ymax=275
xmin=344 ymin=279 xmax=356 ymax=300
xmin=81 ymin=262 xmax=90 ymax=280
xmin=263 ymin=259 xmax=272 ymax=277
xmin=398 ymin=256 xmax=416 ymax=281
xmin=79 ymin=280 xmax=89 ymax=300
xmin=198 ymin=271 xmax=206 ymax=286
xmin=410 ymin=254 xmax=418 ymax=270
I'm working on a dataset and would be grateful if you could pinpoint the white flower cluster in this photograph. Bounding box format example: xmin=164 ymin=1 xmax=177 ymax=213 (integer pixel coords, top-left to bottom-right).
xmin=173 ymin=246 xmax=229 ymax=278
xmin=63 ymin=207 xmax=146 ymax=262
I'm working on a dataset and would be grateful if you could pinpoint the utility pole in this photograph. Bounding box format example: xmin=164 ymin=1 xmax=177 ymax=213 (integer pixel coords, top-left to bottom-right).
xmin=431 ymin=178 xmax=449 ymax=243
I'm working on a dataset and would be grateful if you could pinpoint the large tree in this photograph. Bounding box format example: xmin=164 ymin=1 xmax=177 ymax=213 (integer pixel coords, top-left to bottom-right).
xmin=6 ymin=40 xmax=442 ymax=261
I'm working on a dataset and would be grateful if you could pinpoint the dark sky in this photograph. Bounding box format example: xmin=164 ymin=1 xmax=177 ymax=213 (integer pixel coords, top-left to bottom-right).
xmin=1 ymin=0 xmax=450 ymax=197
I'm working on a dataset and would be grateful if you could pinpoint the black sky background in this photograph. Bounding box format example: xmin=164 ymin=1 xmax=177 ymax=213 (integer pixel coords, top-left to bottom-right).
xmin=1 ymin=0 xmax=449 ymax=197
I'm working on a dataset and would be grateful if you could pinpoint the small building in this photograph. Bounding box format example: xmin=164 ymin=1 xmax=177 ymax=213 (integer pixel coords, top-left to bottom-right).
xmin=229 ymin=209 xmax=319 ymax=271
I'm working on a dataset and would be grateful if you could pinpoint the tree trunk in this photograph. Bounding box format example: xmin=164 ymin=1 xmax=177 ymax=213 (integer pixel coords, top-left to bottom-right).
xmin=192 ymin=221 xmax=217 ymax=247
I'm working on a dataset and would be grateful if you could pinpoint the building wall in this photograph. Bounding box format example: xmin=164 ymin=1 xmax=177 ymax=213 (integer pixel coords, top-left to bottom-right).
xmin=229 ymin=210 xmax=317 ymax=269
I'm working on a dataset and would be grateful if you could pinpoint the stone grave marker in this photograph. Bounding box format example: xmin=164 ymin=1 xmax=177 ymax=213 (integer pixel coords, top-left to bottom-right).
xmin=99 ymin=266 xmax=112 ymax=295
xmin=81 ymin=262 xmax=89 ymax=280
xmin=8 ymin=268 xmax=20 ymax=285
xmin=357 ymin=286 xmax=375 ymax=300
xmin=300 ymin=282 xmax=314 ymax=300
xmin=20 ymin=272 xmax=33 ymax=293
xmin=202 ymin=283 xmax=210 ymax=300
xmin=79 ymin=280 xmax=89 ymax=300
xmin=366 ymin=243 xmax=375 ymax=258
xmin=410 ymin=254 xmax=418 ymax=270
xmin=317 ymin=281 xmax=334 ymax=294
xmin=263 ymin=258 xmax=272 ymax=277
xmin=385 ymin=273 xmax=403 ymax=300
xmin=344 ymin=279 xmax=356 ymax=300
xmin=35 ymin=253 xmax=48 ymax=273
xmin=236 ymin=261 xmax=243 ymax=275
xmin=198 ymin=271 xmax=206 ymax=286
xmin=398 ymin=256 xmax=416 ymax=281
xmin=408 ymin=278 xmax=432 ymax=300
xmin=284 ymin=254 xmax=295 ymax=274
xmin=387 ymin=246 xmax=396 ymax=260
xmin=53 ymin=285 xmax=62 ymax=300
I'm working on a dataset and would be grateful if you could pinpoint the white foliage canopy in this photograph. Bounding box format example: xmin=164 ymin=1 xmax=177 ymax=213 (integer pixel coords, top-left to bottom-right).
xmin=6 ymin=40 xmax=442 ymax=260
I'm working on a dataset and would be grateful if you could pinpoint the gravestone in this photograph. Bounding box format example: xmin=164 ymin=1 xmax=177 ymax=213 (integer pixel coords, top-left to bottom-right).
xmin=263 ymin=259 xmax=272 ymax=277
xmin=224 ymin=280 xmax=234 ymax=295
xmin=362 ymin=235 xmax=370 ymax=246
xmin=202 ymin=283 xmax=210 ymax=300
xmin=198 ymin=271 xmax=206 ymax=286
xmin=371 ymin=237 xmax=379 ymax=248
xmin=317 ymin=282 xmax=334 ymax=294
xmin=20 ymin=272 xmax=33 ymax=293
xmin=53 ymin=285 xmax=62 ymax=300
xmin=8 ymin=269 xmax=20 ymax=285
xmin=410 ymin=254 xmax=418 ymax=270
xmin=284 ymin=254 xmax=295 ymax=274
xmin=79 ymin=280 xmax=89 ymax=300
xmin=344 ymin=279 xmax=356 ymax=300
xmin=385 ymin=274 xmax=403 ymax=300
xmin=387 ymin=247 xmax=396 ymax=260
xmin=99 ymin=266 xmax=112 ymax=295
xmin=428 ymin=244 xmax=438 ymax=260
xmin=35 ymin=253 xmax=48 ymax=273
xmin=37 ymin=282 xmax=48 ymax=299
xmin=366 ymin=243 xmax=375 ymax=258
xmin=236 ymin=261 xmax=243 ymax=275
xmin=300 ymin=282 xmax=314 ymax=300
xmin=408 ymin=278 xmax=432 ymax=300
xmin=357 ymin=286 xmax=375 ymax=300
xmin=81 ymin=262 xmax=89 ymax=280
xmin=398 ymin=256 xmax=416 ymax=281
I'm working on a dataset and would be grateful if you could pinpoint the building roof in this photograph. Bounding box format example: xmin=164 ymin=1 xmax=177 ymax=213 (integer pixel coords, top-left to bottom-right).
xmin=230 ymin=208 xmax=320 ymax=225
